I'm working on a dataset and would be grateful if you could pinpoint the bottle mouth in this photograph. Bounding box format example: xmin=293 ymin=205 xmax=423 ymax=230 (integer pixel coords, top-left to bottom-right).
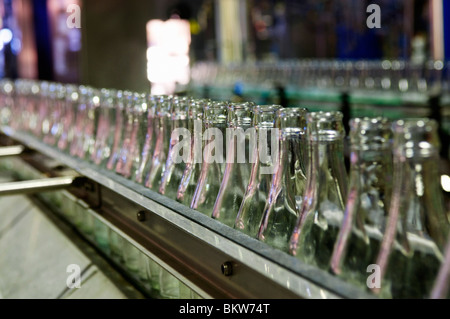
xmin=171 ymin=96 xmax=190 ymax=120
xmin=350 ymin=117 xmax=392 ymax=150
xmin=204 ymin=101 xmax=228 ymax=125
xmin=306 ymin=111 xmax=345 ymax=141
xmin=188 ymin=99 xmax=206 ymax=120
xmin=155 ymin=95 xmax=173 ymax=117
xmin=393 ymin=118 xmax=440 ymax=158
xmin=253 ymin=105 xmax=281 ymax=128
xmin=228 ymin=102 xmax=254 ymax=127
xmin=276 ymin=107 xmax=307 ymax=134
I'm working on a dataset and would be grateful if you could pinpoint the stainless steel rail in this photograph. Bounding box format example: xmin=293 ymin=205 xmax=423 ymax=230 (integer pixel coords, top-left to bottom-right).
xmin=0 ymin=126 xmax=375 ymax=299
xmin=0 ymin=176 xmax=80 ymax=196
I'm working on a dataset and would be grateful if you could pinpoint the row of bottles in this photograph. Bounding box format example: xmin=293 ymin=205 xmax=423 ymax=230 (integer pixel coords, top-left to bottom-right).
xmin=1 ymin=78 xmax=449 ymax=298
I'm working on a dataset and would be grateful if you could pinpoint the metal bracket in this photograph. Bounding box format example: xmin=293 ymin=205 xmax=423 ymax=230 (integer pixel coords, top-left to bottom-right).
xmin=0 ymin=145 xmax=26 ymax=157
xmin=0 ymin=176 xmax=85 ymax=196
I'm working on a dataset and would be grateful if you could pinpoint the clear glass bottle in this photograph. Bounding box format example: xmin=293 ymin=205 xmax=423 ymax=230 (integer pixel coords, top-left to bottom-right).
xmin=329 ymin=117 xmax=393 ymax=289
xmin=57 ymin=84 xmax=79 ymax=152
xmin=144 ymin=95 xmax=173 ymax=189
xmin=91 ymin=88 xmax=118 ymax=166
xmin=9 ymin=79 xmax=25 ymax=131
xmin=430 ymin=234 xmax=450 ymax=299
xmin=158 ymin=96 xmax=191 ymax=199
xmin=257 ymin=107 xmax=309 ymax=252
xmin=0 ymin=79 xmax=14 ymax=126
xmin=43 ymin=82 xmax=66 ymax=146
xmin=130 ymin=94 xmax=158 ymax=184
xmin=106 ymin=90 xmax=127 ymax=171
xmin=115 ymin=91 xmax=137 ymax=176
xmin=375 ymin=119 xmax=449 ymax=299
xmin=35 ymin=81 xmax=50 ymax=138
xmin=116 ymin=92 xmax=150 ymax=179
xmin=176 ymin=99 xmax=208 ymax=205
xmin=70 ymin=85 xmax=100 ymax=159
xmin=235 ymin=104 xmax=281 ymax=235
xmin=211 ymin=101 xmax=255 ymax=226
xmin=289 ymin=111 xmax=348 ymax=269
xmin=190 ymin=101 xmax=228 ymax=214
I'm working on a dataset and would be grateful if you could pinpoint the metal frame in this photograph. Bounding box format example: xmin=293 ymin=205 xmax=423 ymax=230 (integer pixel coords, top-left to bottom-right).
xmin=0 ymin=126 xmax=375 ymax=299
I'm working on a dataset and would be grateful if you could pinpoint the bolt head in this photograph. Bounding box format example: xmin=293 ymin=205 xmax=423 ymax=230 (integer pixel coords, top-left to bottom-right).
xmin=137 ymin=211 xmax=146 ymax=222
xmin=221 ymin=261 xmax=233 ymax=276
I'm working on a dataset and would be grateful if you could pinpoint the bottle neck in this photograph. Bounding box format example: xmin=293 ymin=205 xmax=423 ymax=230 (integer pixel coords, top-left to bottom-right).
xmin=395 ymin=152 xmax=449 ymax=250
xmin=276 ymin=132 xmax=308 ymax=197
xmin=307 ymin=137 xmax=348 ymax=215
xmin=348 ymin=146 xmax=393 ymax=230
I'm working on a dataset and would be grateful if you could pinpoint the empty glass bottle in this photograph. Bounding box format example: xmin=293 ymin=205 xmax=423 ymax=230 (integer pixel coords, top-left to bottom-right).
xmin=35 ymin=81 xmax=51 ymax=138
xmin=116 ymin=92 xmax=151 ymax=179
xmin=70 ymin=86 xmax=100 ymax=160
xmin=257 ymin=107 xmax=308 ymax=252
xmin=329 ymin=117 xmax=393 ymax=289
xmin=130 ymin=94 xmax=158 ymax=184
xmin=57 ymin=84 xmax=80 ymax=152
xmin=211 ymin=101 xmax=255 ymax=226
xmin=158 ymin=96 xmax=191 ymax=199
xmin=430 ymin=233 xmax=450 ymax=299
xmin=375 ymin=119 xmax=449 ymax=298
xmin=115 ymin=91 xmax=138 ymax=177
xmin=106 ymin=90 xmax=127 ymax=171
xmin=43 ymin=83 xmax=66 ymax=146
xmin=176 ymin=99 xmax=208 ymax=205
xmin=190 ymin=101 xmax=228 ymax=214
xmin=144 ymin=95 xmax=173 ymax=190
xmin=235 ymin=104 xmax=281 ymax=235
xmin=0 ymin=79 xmax=14 ymax=126
xmin=289 ymin=111 xmax=348 ymax=269
xmin=91 ymin=88 xmax=118 ymax=166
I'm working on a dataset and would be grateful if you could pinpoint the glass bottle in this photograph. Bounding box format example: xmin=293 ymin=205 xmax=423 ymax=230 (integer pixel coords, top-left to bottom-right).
xmin=158 ymin=96 xmax=191 ymax=199
xmin=0 ymin=79 xmax=14 ymax=126
xmin=235 ymin=104 xmax=281 ymax=236
xmin=35 ymin=81 xmax=50 ymax=138
xmin=115 ymin=91 xmax=137 ymax=176
xmin=430 ymin=233 xmax=450 ymax=299
xmin=289 ymin=111 xmax=348 ymax=269
xmin=9 ymin=79 xmax=24 ymax=131
xmin=211 ymin=101 xmax=255 ymax=226
xmin=130 ymin=94 xmax=157 ymax=184
xmin=257 ymin=107 xmax=309 ymax=252
xmin=91 ymin=88 xmax=118 ymax=166
xmin=375 ymin=119 xmax=449 ymax=299
xmin=190 ymin=101 xmax=228 ymax=215
xmin=176 ymin=99 xmax=208 ymax=205
xmin=144 ymin=95 xmax=173 ymax=190
xmin=57 ymin=84 xmax=79 ymax=152
xmin=329 ymin=117 xmax=393 ymax=289
xmin=106 ymin=90 xmax=128 ymax=171
xmin=117 ymin=92 xmax=150 ymax=179
xmin=43 ymin=82 xmax=66 ymax=146
xmin=70 ymin=85 xmax=99 ymax=159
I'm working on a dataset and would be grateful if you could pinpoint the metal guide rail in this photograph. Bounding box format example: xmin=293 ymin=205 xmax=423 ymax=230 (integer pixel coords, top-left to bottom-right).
xmin=0 ymin=125 xmax=375 ymax=299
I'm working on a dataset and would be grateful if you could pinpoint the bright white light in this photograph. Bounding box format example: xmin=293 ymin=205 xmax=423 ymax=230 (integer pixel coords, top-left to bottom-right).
xmin=0 ymin=28 xmax=13 ymax=44
xmin=146 ymin=19 xmax=191 ymax=95
xmin=442 ymin=175 xmax=450 ymax=192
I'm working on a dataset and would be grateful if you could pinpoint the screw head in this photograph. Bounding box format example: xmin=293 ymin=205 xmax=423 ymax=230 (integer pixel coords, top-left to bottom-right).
xmin=221 ymin=261 xmax=233 ymax=276
xmin=137 ymin=211 xmax=146 ymax=222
